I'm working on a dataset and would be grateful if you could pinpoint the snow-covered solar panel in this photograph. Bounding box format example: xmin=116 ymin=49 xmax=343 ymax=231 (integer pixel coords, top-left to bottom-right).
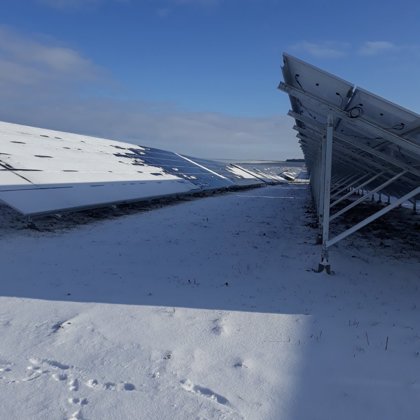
xmin=0 ymin=180 xmax=195 ymax=216
xmin=279 ymin=53 xmax=420 ymax=271
xmin=0 ymin=121 xmax=198 ymax=215
xmin=0 ymin=121 xmax=285 ymax=216
xmin=109 ymin=147 xmax=232 ymax=190
xmin=236 ymin=161 xmax=305 ymax=182
xmin=182 ymin=155 xmax=265 ymax=187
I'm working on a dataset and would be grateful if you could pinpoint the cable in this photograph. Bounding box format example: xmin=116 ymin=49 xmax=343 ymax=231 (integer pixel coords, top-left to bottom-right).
xmin=296 ymin=98 xmax=318 ymax=120
xmin=390 ymin=122 xmax=405 ymax=131
xmin=335 ymin=92 xmax=345 ymax=108
xmin=294 ymin=74 xmax=304 ymax=90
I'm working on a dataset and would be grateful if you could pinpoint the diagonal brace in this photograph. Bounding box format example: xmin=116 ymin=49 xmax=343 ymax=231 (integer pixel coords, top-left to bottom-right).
xmin=327 ymin=186 xmax=420 ymax=248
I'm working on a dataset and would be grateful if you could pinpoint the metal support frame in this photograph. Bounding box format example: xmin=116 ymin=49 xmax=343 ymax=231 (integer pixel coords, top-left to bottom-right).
xmin=330 ymin=174 xmax=358 ymax=194
xmin=327 ymin=186 xmax=420 ymax=247
xmin=330 ymin=171 xmax=406 ymax=221
xmin=280 ymin=82 xmax=420 ymax=157
xmin=330 ymin=172 xmax=384 ymax=208
xmin=295 ymin=129 xmax=412 ymax=190
xmin=331 ymin=173 xmax=356 ymax=190
xmin=290 ymin=111 xmax=420 ymax=179
xmin=330 ymin=174 xmax=370 ymax=200
xmin=279 ymin=62 xmax=420 ymax=273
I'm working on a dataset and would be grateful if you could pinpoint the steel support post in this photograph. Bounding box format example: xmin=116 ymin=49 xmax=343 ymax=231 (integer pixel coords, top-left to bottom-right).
xmin=317 ymin=114 xmax=333 ymax=274
xmin=318 ymin=142 xmax=326 ymax=225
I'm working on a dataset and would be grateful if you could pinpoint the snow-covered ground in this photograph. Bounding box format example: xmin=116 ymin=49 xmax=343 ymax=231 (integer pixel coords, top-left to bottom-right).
xmin=0 ymin=184 xmax=419 ymax=420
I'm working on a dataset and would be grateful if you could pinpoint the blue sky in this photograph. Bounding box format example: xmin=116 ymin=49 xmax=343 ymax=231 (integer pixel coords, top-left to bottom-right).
xmin=1 ymin=0 xmax=420 ymax=159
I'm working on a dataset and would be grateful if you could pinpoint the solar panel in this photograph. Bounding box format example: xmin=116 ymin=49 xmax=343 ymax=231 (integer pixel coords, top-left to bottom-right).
xmin=112 ymin=146 xmax=234 ymax=190
xmin=0 ymin=121 xmax=198 ymax=215
xmin=183 ymin=156 xmax=266 ymax=187
xmin=279 ymin=53 xmax=420 ymax=271
xmin=235 ymin=161 xmax=305 ymax=182
xmin=0 ymin=180 xmax=195 ymax=216
xmin=0 ymin=121 xmax=284 ymax=216
xmin=346 ymin=87 xmax=420 ymax=133
xmin=282 ymin=53 xmax=353 ymax=107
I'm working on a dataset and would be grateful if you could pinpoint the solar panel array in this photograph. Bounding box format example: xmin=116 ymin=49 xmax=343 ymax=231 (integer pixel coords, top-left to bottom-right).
xmin=0 ymin=121 xmax=287 ymax=216
xmin=280 ymin=53 xmax=420 ymax=270
xmin=236 ymin=161 xmax=305 ymax=183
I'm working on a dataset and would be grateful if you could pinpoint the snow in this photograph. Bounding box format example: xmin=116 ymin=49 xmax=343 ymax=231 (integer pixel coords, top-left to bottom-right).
xmin=0 ymin=184 xmax=419 ymax=419
xmin=0 ymin=179 xmax=197 ymax=217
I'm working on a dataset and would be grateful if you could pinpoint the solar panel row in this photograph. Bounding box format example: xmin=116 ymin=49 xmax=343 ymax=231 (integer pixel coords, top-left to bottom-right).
xmin=0 ymin=121 xmax=287 ymax=216
xmin=280 ymin=53 xmax=420 ymax=271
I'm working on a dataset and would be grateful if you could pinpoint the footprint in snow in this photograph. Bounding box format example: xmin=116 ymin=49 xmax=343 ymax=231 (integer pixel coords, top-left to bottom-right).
xmin=68 ymin=378 xmax=79 ymax=391
xmin=86 ymin=378 xmax=135 ymax=392
xmin=233 ymin=359 xmax=248 ymax=369
xmin=120 ymin=382 xmax=136 ymax=391
xmin=103 ymin=382 xmax=117 ymax=391
xmin=2 ymin=355 xmax=135 ymax=420
xmin=52 ymin=372 xmax=68 ymax=382
xmin=0 ymin=366 xmax=12 ymax=374
xmin=22 ymin=357 xmax=71 ymax=382
xmin=68 ymin=397 xmax=88 ymax=406
xmin=43 ymin=359 xmax=70 ymax=370
xmin=212 ymin=318 xmax=227 ymax=336
xmin=0 ymin=361 xmax=13 ymax=382
xmin=151 ymin=350 xmax=173 ymax=380
xmin=180 ymin=379 xmax=231 ymax=407
xmin=23 ymin=359 xmax=46 ymax=382
xmin=86 ymin=378 xmax=100 ymax=389
xmin=0 ymin=360 xmax=12 ymax=373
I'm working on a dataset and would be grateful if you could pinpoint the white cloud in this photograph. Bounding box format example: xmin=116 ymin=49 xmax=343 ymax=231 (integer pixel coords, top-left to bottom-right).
xmin=0 ymin=98 xmax=301 ymax=160
xmin=358 ymin=41 xmax=396 ymax=56
xmin=290 ymin=41 xmax=349 ymax=58
xmin=0 ymin=26 xmax=99 ymax=83
xmin=0 ymin=27 xmax=301 ymax=160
